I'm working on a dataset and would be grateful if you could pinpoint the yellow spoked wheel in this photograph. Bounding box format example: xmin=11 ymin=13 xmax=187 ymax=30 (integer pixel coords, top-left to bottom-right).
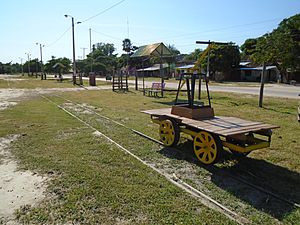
xmin=193 ymin=131 xmax=221 ymax=165
xmin=159 ymin=119 xmax=180 ymax=147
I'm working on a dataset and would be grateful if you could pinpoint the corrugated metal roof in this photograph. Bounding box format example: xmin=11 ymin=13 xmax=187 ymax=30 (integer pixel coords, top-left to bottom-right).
xmin=176 ymin=64 xmax=195 ymax=69
xmin=240 ymin=66 xmax=277 ymax=71
xmin=131 ymin=43 xmax=173 ymax=58
xmin=136 ymin=63 xmax=169 ymax=71
xmin=239 ymin=61 xmax=251 ymax=66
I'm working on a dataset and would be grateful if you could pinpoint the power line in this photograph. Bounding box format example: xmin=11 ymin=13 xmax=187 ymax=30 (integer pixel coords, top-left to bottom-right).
xmin=175 ymin=32 xmax=300 ymax=52
xmin=136 ymin=18 xmax=283 ymax=44
xmin=45 ymin=26 xmax=71 ymax=47
xmin=92 ymin=29 xmax=123 ymax=40
xmin=81 ymin=0 xmax=126 ymax=23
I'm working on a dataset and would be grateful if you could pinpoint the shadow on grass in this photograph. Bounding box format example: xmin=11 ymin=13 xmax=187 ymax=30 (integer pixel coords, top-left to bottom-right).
xmin=112 ymin=89 xmax=137 ymax=94
xmin=158 ymin=141 xmax=299 ymax=220
xmin=154 ymin=100 xmax=205 ymax=107
xmin=262 ymin=106 xmax=294 ymax=115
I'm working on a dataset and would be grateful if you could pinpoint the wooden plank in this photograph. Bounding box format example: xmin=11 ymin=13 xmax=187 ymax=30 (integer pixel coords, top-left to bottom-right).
xmin=216 ymin=116 xmax=264 ymax=125
xmin=181 ymin=117 xmax=263 ymax=132
xmin=182 ymin=120 xmax=276 ymax=136
xmin=142 ymin=108 xmax=171 ymax=116
xmin=221 ymin=124 xmax=279 ymax=136
xmin=189 ymin=121 xmax=263 ymax=132
xmin=142 ymin=108 xmax=279 ymax=136
xmin=188 ymin=118 xmax=262 ymax=128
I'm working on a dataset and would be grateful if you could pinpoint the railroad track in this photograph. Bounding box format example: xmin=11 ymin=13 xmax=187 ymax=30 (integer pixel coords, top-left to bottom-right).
xmin=40 ymin=93 xmax=249 ymax=225
xmin=49 ymin=93 xmax=299 ymax=209
xmin=36 ymin=92 xmax=299 ymax=225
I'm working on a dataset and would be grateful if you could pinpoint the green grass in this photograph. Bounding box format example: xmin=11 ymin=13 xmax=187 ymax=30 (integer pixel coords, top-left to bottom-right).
xmin=0 ymin=86 xmax=299 ymax=224
xmin=0 ymin=94 xmax=236 ymax=224
xmin=0 ymin=76 xmax=110 ymax=89
xmin=58 ymin=90 xmax=300 ymax=224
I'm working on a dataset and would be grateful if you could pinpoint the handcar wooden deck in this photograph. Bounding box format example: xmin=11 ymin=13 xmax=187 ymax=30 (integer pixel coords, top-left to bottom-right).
xmin=143 ymin=107 xmax=279 ymax=165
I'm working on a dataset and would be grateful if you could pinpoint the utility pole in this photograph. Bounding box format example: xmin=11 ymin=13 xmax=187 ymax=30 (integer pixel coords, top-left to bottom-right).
xmin=36 ymin=43 xmax=45 ymax=80
xmin=65 ymin=15 xmax=81 ymax=85
xmin=126 ymin=18 xmax=130 ymax=79
xmin=25 ymin=53 xmax=31 ymax=76
xmin=79 ymin=47 xmax=87 ymax=86
xmin=89 ymin=28 xmax=92 ymax=53
xmin=259 ymin=63 xmax=266 ymax=108
xmin=35 ymin=58 xmax=38 ymax=78
xmin=89 ymin=28 xmax=93 ymax=75
xmin=19 ymin=57 xmax=24 ymax=76
xmin=71 ymin=17 xmax=76 ymax=85
xmin=81 ymin=47 xmax=87 ymax=59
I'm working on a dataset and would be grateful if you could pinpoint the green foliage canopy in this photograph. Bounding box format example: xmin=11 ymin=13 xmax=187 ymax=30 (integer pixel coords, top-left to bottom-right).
xmin=241 ymin=13 xmax=300 ymax=80
xmin=44 ymin=56 xmax=71 ymax=74
xmin=196 ymin=44 xmax=240 ymax=76
xmin=87 ymin=42 xmax=118 ymax=74
xmin=184 ymin=48 xmax=203 ymax=62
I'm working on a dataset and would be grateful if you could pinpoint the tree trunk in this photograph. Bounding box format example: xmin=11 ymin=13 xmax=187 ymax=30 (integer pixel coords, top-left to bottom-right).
xmin=259 ymin=63 xmax=266 ymax=108
xmin=274 ymin=62 xmax=286 ymax=83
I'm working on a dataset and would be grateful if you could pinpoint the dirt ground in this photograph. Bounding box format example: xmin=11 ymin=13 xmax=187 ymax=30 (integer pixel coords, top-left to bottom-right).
xmin=0 ymin=134 xmax=47 ymax=224
xmin=0 ymin=85 xmax=45 ymax=223
xmin=0 ymin=86 xmax=54 ymax=223
xmin=0 ymin=81 xmax=109 ymax=223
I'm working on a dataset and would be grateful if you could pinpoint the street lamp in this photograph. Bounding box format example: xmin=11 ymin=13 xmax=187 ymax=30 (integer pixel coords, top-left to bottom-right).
xmin=36 ymin=43 xmax=45 ymax=80
xmin=25 ymin=53 xmax=31 ymax=75
xmin=64 ymin=14 xmax=81 ymax=85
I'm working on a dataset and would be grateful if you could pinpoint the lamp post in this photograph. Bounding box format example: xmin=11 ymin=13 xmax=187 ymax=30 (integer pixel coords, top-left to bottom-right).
xmin=19 ymin=57 xmax=24 ymax=76
xmin=64 ymin=14 xmax=81 ymax=85
xmin=89 ymin=28 xmax=93 ymax=76
xmin=36 ymin=43 xmax=45 ymax=80
xmin=25 ymin=53 xmax=31 ymax=76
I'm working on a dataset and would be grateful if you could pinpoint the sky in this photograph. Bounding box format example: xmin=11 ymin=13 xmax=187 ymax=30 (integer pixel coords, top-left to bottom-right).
xmin=1 ymin=0 xmax=300 ymax=64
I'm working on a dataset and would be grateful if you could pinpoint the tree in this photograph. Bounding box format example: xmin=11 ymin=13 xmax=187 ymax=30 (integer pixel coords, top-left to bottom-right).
xmin=76 ymin=60 xmax=88 ymax=75
xmin=116 ymin=54 xmax=128 ymax=69
xmin=240 ymin=38 xmax=257 ymax=60
xmin=184 ymin=48 xmax=203 ymax=62
xmin=92 ymin=62 xmax=107 ymax=75
xmin=87 ymin=42 xmax=118 ymax=74
xmin=196 ymin=44 xmax=240 ymax=80
xmin=167 ymin=44 xmax=180 ymax=56
xmin=122 ymin=38 xmax=132 ymax=53
xmin=93 ymin=42 xmax=116 ymax=57
xmin=44 ymin=56 xmax=71 ymax=74
xmin=122 ymin=38 xmax=138 ymax=55
xmin=121 ymin=38 xmax=138 ymax=72
xmin=23 ymin=58 xmax=40 ymax=75
xmin=0 ymin=62 xmax=21 ymax=74
xmin=241 ymin=13 xmax=300 ymax=82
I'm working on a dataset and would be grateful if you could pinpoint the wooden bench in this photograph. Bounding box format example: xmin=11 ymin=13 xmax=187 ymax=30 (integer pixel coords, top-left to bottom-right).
xmin=146 ymin=82 xmax=165 ymax=97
